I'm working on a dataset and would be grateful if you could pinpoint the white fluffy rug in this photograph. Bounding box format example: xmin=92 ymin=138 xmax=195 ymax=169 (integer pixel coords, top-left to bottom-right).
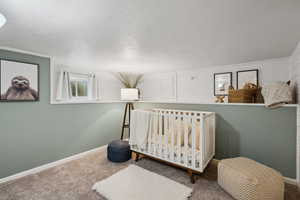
xmin=92 ymin=165 xmax=192 ymax=200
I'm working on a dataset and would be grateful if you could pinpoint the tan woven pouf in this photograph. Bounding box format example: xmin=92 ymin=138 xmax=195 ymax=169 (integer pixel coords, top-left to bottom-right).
xmin=218 ymin=157 xmax=284 ymax=200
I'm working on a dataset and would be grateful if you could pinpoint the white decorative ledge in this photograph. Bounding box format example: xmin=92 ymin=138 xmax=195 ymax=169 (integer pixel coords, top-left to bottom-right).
xmin=136 ymin=101 xmax=298 ymax=107
xmin=50 ymin=99 xmax=298 ymax=107
xmin=50 ymin=100 xmax=124 ymax=105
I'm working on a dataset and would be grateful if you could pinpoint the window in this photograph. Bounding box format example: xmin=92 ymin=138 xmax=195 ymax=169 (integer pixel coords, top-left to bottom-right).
xmin=69 ymin=74 xmax=89 ymax=99
xmin=55 ymin=70 xmax=99 ymax=103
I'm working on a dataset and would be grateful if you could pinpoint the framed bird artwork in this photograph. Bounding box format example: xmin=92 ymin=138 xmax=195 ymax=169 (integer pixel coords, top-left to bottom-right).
xmin=0 ymin=59 xmax=39 ymax=102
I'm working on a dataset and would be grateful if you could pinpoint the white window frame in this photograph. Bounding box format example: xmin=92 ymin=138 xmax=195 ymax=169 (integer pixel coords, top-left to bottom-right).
xmin=69 ymin=73 xmax=90 ymax=100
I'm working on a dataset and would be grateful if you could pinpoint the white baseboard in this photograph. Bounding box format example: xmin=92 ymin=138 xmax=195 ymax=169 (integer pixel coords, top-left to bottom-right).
xmin=0 ymin=145 xmax=107 ymax=185
xmin=284 ymin=177 xmax=298 ymax=186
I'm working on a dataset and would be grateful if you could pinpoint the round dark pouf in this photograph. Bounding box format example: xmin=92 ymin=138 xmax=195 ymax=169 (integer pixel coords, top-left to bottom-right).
xmin=107 ymin=140 xmax=131 ymax=162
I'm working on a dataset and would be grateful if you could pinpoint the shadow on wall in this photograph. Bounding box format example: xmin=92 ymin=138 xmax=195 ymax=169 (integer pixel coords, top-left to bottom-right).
xmin=215 ymin=114 xmax=240 ymax=159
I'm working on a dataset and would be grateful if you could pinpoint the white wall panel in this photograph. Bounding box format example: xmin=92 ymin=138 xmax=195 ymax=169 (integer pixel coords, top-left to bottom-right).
xmin=177 ymin=69 xmax=213 ymax=103
xmin=97 ymin=72 xmax=122 ymax=101
xmin=139 ymin=72 xmax=176 ymax=101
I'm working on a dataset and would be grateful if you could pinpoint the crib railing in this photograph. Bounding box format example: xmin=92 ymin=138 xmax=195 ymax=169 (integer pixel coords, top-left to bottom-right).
xmin=131 ymin=108 xmax=215 ymax=173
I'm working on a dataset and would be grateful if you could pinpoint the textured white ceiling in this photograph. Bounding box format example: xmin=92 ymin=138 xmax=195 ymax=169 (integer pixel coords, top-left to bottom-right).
xmin=0 ymin=0 xmax=300 ymax=72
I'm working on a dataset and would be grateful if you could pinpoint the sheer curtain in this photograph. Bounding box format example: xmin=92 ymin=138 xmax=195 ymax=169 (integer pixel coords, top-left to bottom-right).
xmin=56 ymin=69 xmax=72 ymax=101
xmin=88 ymin=74 xmax=100 ymax=100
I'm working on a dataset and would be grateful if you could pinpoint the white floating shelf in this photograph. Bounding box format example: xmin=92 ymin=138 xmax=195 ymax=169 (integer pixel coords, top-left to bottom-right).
xmin=136 ymin=101 xmax=298 ymax=107
xmin=50 ymin=100 xmax=298 ymax=107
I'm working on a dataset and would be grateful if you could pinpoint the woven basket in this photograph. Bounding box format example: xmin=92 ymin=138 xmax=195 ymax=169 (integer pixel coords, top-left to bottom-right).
xmin=228 ymin=88 xmax=257 ymax=103
xmin=255 ymin=87 xmax=264 ymax=103
xmin=228 ymin=83 xmax=262 ymax=103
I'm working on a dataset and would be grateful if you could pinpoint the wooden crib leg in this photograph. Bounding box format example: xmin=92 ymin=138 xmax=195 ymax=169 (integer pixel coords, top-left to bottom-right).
xmin=188 ymin=170 xmax=196 ymax=184
xmin=135 ymin=152 xmax=140 ymax=162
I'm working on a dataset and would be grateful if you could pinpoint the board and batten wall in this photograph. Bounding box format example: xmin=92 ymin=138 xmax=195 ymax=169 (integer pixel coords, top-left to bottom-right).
xmin=0 ymin=49 xmax=124 ymax=179
xmin=139 ymin=57 xmax=291 ymax=103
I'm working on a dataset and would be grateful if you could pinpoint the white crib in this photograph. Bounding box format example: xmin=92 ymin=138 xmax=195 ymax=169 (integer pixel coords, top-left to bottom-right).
xmin=130 ymin=108 xmax=216 ymax=183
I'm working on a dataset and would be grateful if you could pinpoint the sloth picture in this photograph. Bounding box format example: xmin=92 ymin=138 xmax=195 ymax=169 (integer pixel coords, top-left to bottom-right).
xmin=1 ymin=76 xmax=38 ymax=100
xmin=0 ymin=60 xmax=39 ymax=101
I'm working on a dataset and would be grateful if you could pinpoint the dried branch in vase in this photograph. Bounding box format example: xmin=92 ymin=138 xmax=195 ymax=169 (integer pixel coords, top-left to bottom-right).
xmin=114 ymin=72 xmax=143 ymax=88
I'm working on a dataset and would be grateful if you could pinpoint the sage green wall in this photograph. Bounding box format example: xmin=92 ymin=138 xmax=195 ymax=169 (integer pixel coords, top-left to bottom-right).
xmin=0 ymin=50 xmax=124 ymax=179
xmin=135 ymin=103 xmax=297 ymax=178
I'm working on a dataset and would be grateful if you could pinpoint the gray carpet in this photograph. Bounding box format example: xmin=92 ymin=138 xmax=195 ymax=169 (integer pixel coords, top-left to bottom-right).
xmin=0 ymin=148 xmax=299 ymax=200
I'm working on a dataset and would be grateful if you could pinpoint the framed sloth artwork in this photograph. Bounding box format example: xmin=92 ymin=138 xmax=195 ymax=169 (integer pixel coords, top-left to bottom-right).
xmin=0 ymin=59 xmax=39 ymax=102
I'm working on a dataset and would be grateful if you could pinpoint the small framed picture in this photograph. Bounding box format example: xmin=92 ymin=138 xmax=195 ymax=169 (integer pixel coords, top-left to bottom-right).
xmin=214 ymin=72 xmax=232 ymax=96
xmin=0 ymin=59 xmax=39 ymax=102
xmin=237 ymin=69 xmax=258 ymax=89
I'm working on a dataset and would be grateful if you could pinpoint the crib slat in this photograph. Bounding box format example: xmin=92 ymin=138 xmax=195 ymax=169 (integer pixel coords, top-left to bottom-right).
xmin=168 ymin=113 xmax=172 ymax=160
xmin=200 ymin=113 xmax=205 ymax=170
xmin=164 ymin=114 xmax=169 ymax=159
xmin=170 ymin=114 xmax=175 ymax=162
xmin=177 ymin=115 xmax=181 ymax=163
xmin=147 ymin=113 xmax=152 ymax=154
xmin=150 ymin=113 xmax=154 ymax=154
xmin=158 ymin=114 xmax=163 ymax=158
xmin=153 ymin=113 xmax=158 ymax=155
xmin=184 ymin=115 xmax=189 ymax=167
xmin=212 ymin=114 xmax=216 ymax=156
xmin=191 ymin=117 xmax=196 ymax=169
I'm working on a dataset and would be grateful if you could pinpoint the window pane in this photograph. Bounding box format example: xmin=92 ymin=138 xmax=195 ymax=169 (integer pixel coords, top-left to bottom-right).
xmin=77 ymin=80 xmax=88 ymax=97
xmin=71 ymin=81 xmax=77 ymax=97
